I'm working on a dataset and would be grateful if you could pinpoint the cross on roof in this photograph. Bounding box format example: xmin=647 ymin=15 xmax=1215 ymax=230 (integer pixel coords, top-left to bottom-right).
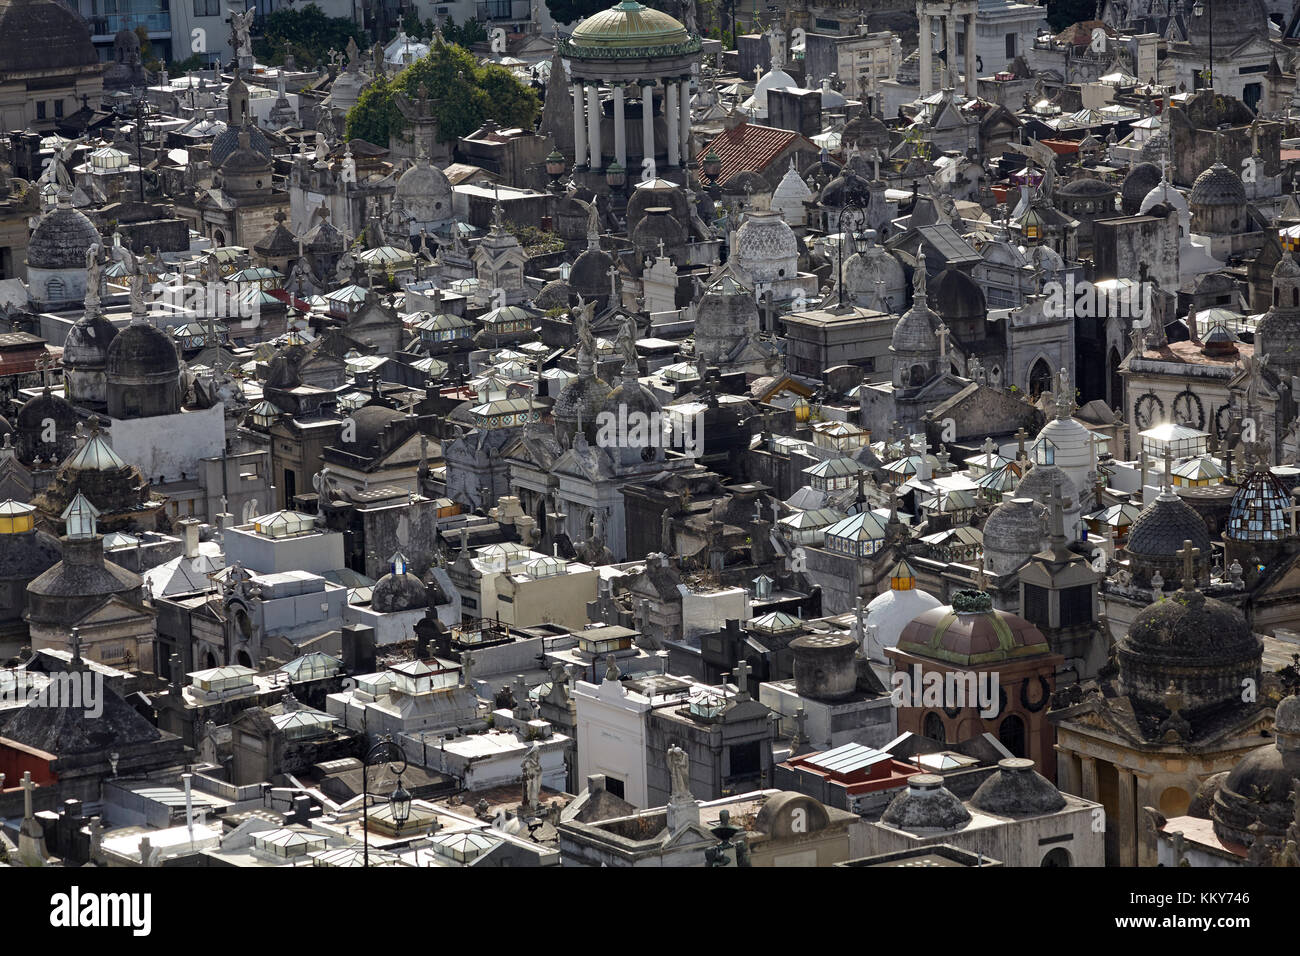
xmin=1286 ymin=495 xmax=1300 ymax=536
xmin=734 ymin=659 xmax=751 ymax=696
xmin=1177 ymin=539 xmax=1200 ymax=591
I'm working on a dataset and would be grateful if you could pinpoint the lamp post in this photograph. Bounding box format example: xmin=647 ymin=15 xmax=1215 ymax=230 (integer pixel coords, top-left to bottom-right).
xmin=1194 ymin=0 xmax=1212 ymax=91
xmin=361 ymin=735 xmax=411 ymax=867
xmin=836 ymin=194 xmax=867 ymax=308
xmin=704 ymin=808 xmax=751 ymax=866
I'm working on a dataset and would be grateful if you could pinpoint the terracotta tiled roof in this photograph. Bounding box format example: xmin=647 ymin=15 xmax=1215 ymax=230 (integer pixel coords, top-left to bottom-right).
xmin=702 ymin=121 xmax=817 ymax=187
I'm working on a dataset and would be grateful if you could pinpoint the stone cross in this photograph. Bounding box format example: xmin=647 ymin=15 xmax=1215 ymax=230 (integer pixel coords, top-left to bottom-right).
xmin=1015 ymin=427 xmax=1028 ymax=461
xmin=1286 ymin=496 xmax=1300 ymax=537
xmin=734 ymin=659 xmax=751 ymax=697
xmin=792 ymin=707 xmax=808 ymax=746
xmin=1177 ymin=539 xmax=1200 ymax=590
xmin=982 ymin=436 xmax=996 ymax=456
xmin=461 ymin=651 xmax=475 ymax=687
xmin=936 ymin=323 xmax=949 ymax=362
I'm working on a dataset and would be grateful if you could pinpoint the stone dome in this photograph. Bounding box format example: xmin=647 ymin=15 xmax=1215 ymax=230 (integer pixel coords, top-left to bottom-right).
xmin=1121 ymin=162 xmax=1162 ymax=215
xmin=747 ymin=66 xmax=798 ymax=114
xmin=627 ymin=178 xmax=688 ymax=233
xmin=1138 ymin=178 xmax=1190 ymax=230
xmin=395 ymin=156 xmax=452 ymax=223
xmin=865 ymin=578 xmax=942 ymax=656
xmin=64 ymin=312 xmax=119 ymax=367
xmin=347 ymin=404 xmax=406 ymax=453
xmin=568 ymin=1 xmax=694 ymax=52
xmin=372 ymin=569 xmax=428 ymax=612
xmin=16 ymin=387 xmax=77 ymax=436
xmin=897 ymin=590 xmax=1051 ymax=667
xmin=534 ymin=278 xmax=572 ymax=311
xmin=881 ymin=774 xmax=971 ymax=830
xmin=1123 ymin=488 xmax=1212 ymax=587
xmin=1185 ymin=0 xmax=1268 ymax=48
xmin=27 ymin=198 xmax=100 ymax=270
xmin=105 ymin=321 xmax=182 ymax=419
xmin=569 ymin=246 xmax=615 ymax=305
xmin=0 ymin=0 xmax=98 ymax=75
xmin=631 ymin=206 xmax=686 ymax=267
xmin=982 ymin=497 xmax=1045 ymax=576
xmin=210 ymin=122 xmax=272 ymax=168
xmin=106 ymin=322 xmax=181 ymax=381
xmin=843 ymin=242 xmax=906 ymax=306
xmin=969 ymin=758 xmax=1066 ymax=816
xmin=26 ymin=538 xmax=143 ymax=631
xmin=1189 ymin=162 xmax=1246 ymax=207
xmin=0 ymin=520 xmax=61 ymax=584
xmin=1012 ymin=464 xmax=1083 ymax=538
xmin=220 ymin=133 xmax=271 ymax=173
xmin=1057 ymin=176 xmax=1115 ymax=199
xmin=1211 ymin=701 xmax=1300 ymax=849
xmin=733 ymin=209 xmax=798 ymax=281
xmin=553 ymin=372 xmax=612 ymax=440
xmin=1119 ymin=588 xmax=1260 ymax=711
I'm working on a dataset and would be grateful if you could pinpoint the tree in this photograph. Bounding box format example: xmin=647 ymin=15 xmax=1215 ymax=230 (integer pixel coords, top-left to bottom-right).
xmin=442 ymin=15 xmax=488 ymax=47
xmin=345 ymin=40 xmax=540 ymax=146
xmin=252 ymin=4 xmax=366 ymax=68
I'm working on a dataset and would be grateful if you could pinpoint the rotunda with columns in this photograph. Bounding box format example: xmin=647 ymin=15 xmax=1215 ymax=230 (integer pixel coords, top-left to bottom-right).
xmin=558 ymin=1 xmax=701 ymax=191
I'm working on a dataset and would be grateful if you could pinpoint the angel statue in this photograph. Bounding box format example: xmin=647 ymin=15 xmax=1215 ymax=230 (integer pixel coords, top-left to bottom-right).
xmin=617 ymin=314 xmax=638 ymax=369
xmin=229 ymin=8 xmax=255 ymax=58
xmin=574 ymin=297 xmax=596 ymax=358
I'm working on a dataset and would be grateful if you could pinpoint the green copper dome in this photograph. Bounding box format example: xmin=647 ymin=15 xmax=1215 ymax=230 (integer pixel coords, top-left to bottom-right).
xmin=564 ymin=1 xmax=699 ymax=57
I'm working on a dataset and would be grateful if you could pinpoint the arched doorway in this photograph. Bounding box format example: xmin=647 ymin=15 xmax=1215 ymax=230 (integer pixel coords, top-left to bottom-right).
xmin=1041 ymin=847 xmax=1073 ymax=867
xmin=213 ymin=228 xmax=227 ymax=246
xmin=998 ymin=714 xmax=1026 ymax=757
xmin=204 ymin=650 xmax=217 ymax=669
xmin=236 ymin=649 xmax=253 ymax=668
xmin=923 ymin=711 xmax=947 ymax=744
xmin=1028 ymin=359 xmax=1054 ymax=399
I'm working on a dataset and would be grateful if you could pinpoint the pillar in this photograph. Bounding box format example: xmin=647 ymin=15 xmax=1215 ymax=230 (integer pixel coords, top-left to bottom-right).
xmin=965 ymin=12 xmax=978 ymax=98
xmin=613 ymin=83 xmax=627 ymax=167
xmin=642 ymin=82 xmax=656 ymax=173
xmin=1079 ymin=754 xmax=1098 ymax=802
xmin=573 ymin=82 xmax=587 ymax=168
xmin=945 ymin=12 xmax=958 ymax=90
xmin=1117 ymin=768 xmax=1136 ymax=867
xmin=666 ymin=81 xmax=680 ymax=168
xmin=918 ymin=12 xmax=933 ymax=96
xmin=678 ymin=78 xmax=691 ymax=168
xmin=586 ymin=84 xmax=602 ymax=170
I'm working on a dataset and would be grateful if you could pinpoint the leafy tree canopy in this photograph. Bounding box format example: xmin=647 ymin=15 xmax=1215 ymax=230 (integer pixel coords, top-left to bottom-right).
xmin=252 ymin=4 xmax=366 ymax=68
xmin=345 ymin=40 xmax=540 ymax=147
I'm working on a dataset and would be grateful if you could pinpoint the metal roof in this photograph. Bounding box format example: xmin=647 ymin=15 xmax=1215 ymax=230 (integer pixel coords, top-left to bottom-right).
xmin=806 ymin=742 xmax=891 ymax=774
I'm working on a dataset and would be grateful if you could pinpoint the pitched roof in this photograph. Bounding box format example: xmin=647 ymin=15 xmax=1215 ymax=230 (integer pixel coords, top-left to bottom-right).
xmin=702 ymin=121 xmax=816 ymax=187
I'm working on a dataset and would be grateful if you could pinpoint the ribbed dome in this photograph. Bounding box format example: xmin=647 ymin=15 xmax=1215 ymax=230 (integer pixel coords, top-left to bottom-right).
xmin=982 ymin=497 xmax=1044 ymax=575
xmin=1211 ymin=710 xmax=1300 ymax=849
xmin=568 ymin=1 xmax=692 ymax=51
xmin=210 ymin=123 xmax=272 ymax=168
xmin=1125 ymin=489 xmax=1213 ymax=560
xmin=1121 ymin=162 xmax=1162 ymax=215
xmin=106 ymin=322 xmax=181 ymax=379
xmin=1185 ymin=0 xmax=1268 ymax=48
xmin=897 ymin=591 xmax=1050 ymax=667
xmin=395 ymin=157 xmax=452 ymax=221
xmin=1189 ymin=162 xmax=1246 ymax=207
xmin=534 ymin=278 xmax=571 ymax=311
xmin=1225 ymin=469 xmax=1291 ymax=543
xmin=891 ymin=283 xmax=940 ymax=355
xmin=0 ymin=0 xmax=98 ymax=74
xmin=1014 ymin=463 xmax=1077 ymax=509
xmin=733 ymin=209 xmax=797 ymax=272
xmin=27 ymin=201 xmax=100 ymax=270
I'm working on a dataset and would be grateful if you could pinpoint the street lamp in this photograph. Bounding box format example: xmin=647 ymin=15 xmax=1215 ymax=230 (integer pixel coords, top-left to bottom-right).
xmin=704 ymin=808 xmax=751 ymax=866
xmin=836 ymin=193 xmax=867 ymax=308
xmin=545 ymin=149 xmax=567 ymax=192
xmin=701 ymin=148 xmax=722 ymax=185
xmin=1193 ymin=0 xmax=1212 ymax=91
xmin=361 ymin=736 xmax=410 ymax=867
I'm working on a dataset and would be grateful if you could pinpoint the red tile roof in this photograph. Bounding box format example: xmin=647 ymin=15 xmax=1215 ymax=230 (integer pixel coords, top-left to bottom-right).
xmin=702 ymin=121 xmax=817 ymax=187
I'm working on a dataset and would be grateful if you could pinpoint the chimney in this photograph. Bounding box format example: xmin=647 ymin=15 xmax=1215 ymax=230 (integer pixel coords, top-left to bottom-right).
xmin=587 ymin=773 xmax=606 ymax=794
xmin=179 ymin=517 xmax=200 ymax=559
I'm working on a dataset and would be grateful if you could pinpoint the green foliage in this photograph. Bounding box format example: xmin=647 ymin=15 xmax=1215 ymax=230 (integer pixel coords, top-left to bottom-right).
xmin=170 ymin=53 xmax=205 ymax=73
xmin=345 ymin=41 xmax=540 ymax=147
xmin=441 ymin=16 xmax=488 ymax=47
xmin=252 ymin=4 xmax=366 ymax=68
xmin=505 ymin=222 xmax=565 ymax=253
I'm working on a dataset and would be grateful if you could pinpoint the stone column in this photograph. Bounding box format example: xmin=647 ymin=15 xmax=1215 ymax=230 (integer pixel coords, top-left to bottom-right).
xmin=945 ymin=12 xmax=958 ymax=90
xmin=642 ymin=82 xmax=656 ymax=173
xmin=573 ymin=82 xmax=587 ymax=168
xmin=918 ymin=12 xmax=933 ymax=96
xmin=666 ymin=81 xmax=680 ymax=168
xmin=613 ymin=83 xmax=627 ymax=167
xmin=1079 ymin=754 xmax=1098 ymax=802
xmin=1117 ymin=768 xmax=1137 ymax=867
xmin=678 ymin=78 xmax=691 ymax=168
xmin=587 ymin=84 xmax=602 ymax=170
xmin=965 ymin=12 xmax=978 ymax=98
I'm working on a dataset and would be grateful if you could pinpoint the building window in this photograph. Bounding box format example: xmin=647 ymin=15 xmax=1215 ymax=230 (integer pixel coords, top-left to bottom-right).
xmin=54 ymin=100 xmax=64 ymax=118
xmin=194 ymin=0 xmax=221 ymax=14
xmin=1060 ymin=585 xmax=1093 ymax=627
xmin=1005 ymin=33 xmax=1016 ymax=59
xmin=604 ymin=776 xmax=625 ymax=799
xmin=36 ymin=101 xmax=46 ymax=120
xmin=1023 ymin=583 xmax=1050 ymax=628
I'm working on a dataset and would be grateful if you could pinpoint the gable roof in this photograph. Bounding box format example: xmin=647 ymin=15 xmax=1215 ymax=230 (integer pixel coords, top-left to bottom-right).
xmin=701 ymin=121 xmax=817 ymax=187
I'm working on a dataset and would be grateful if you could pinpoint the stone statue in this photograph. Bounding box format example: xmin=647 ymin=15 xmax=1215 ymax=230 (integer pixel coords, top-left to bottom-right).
xmin=521 ymin=743 xmax=542 ymax=811
xmin=85 ymin=242 xmax=102 ymax=291
xmin=684 ymin=0 xmax=697 ymax=34
xmin=230 ymin=9 xmax=255 ymax=58
xmin=617 ymin=314 xmax=638 ymax=370
xmin=585 ymin=198 xmax=600 ymax=239
xmin=574 ymin=300 xmax=595 ymax=358
xmin=661 ymin=507 xmax=673 ymax=552
xmin=1242 ymin=352 xmax=1269 ymax=412
xmin=667 ymin=744 xmax=689 ymax=798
